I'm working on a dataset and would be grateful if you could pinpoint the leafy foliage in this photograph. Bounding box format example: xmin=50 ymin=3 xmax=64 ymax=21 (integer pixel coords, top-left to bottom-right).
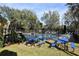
xmin=41 ymin=11 xmax=60 ymax=31
xmin=64 ymin=3 xmax=79 ymax=31
xmin=0 ymin=5 xmax=41 ymax=32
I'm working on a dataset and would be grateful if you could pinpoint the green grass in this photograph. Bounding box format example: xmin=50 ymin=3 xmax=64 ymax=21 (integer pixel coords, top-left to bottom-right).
xmin=0 ymin=43 xmax=79 ymax=56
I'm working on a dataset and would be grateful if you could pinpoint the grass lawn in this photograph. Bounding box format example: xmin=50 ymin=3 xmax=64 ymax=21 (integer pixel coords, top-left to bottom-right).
xmin=0 ymin=43 xmax=79 ymax=56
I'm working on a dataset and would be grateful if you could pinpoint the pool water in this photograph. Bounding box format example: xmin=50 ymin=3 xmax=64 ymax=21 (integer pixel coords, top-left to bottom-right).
xmin=24 ymin=34 xmax=58 ymax=41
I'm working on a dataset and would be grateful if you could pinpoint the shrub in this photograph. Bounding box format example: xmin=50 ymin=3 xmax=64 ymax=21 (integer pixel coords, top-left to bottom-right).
xmin=0 ymin=36 xmax=4 ymax=48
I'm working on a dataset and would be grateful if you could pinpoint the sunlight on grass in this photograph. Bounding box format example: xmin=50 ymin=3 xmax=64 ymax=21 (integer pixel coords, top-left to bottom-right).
xmin=0 ymin=43 xmax=69 ymax=56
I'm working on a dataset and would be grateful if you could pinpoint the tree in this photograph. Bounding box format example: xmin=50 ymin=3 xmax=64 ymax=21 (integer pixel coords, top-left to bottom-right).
xmin=0 ymin=5 xmax=38 ymax=32
xmin=64 ymin=11 xmax=73 ymax=26
xmin=66 ymin=3 xmax=79 ymax=30
xmin=22 ymin=10 xmax=37 ymax=31
xmin=34 ymin=20 xmax=43 ymax=32
xmin=0 ymin=12 xmax=8 ymax=36
xmin=41 ymin=10 xmax=60 ymax=31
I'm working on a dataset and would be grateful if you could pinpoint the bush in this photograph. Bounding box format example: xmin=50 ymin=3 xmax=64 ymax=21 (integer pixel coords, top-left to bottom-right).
xmin=0 ymin=36 xmax=4 ymax=48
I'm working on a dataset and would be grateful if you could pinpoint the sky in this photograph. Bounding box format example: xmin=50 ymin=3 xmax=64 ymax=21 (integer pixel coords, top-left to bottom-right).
xmin=0 ymin=3 xmax=68 ymax=25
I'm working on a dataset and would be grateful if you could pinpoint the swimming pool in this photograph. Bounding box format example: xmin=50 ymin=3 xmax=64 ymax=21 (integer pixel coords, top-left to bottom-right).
xmin=24 ymin=33 xmax=58 ymax=41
